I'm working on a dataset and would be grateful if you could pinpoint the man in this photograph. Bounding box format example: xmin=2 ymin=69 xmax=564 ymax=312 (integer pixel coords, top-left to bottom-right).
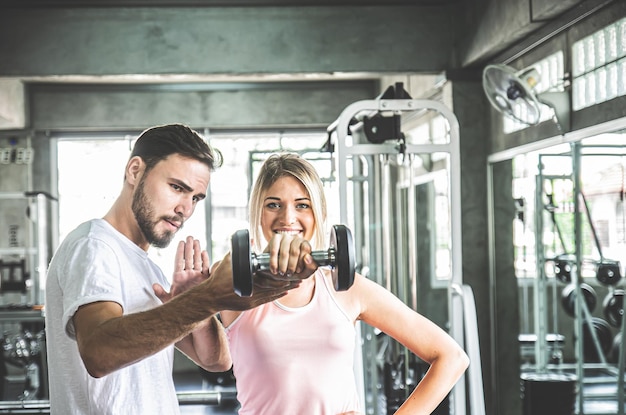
xmin=45 ymin=124 xmax=314 ymax=414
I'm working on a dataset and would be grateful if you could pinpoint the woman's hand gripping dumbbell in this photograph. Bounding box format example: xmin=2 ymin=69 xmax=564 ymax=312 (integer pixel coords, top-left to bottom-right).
xmin=230 ymin=224 xmax=356 ymax=297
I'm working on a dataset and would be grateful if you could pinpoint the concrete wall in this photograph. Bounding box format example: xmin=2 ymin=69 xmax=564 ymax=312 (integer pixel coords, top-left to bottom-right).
xmin=458 ymin=0 xmax=594 ymax=66
xmin=27 ymin=81 xmax=377 ymax=130
xmin=486 ymin=0 xmax=626 ymax=154
xmin=0 ymin=6 xmax=456 ymax=77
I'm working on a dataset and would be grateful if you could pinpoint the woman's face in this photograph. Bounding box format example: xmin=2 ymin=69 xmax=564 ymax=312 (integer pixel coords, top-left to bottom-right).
xmin=260 ymin=175 xmax=316 ymax=244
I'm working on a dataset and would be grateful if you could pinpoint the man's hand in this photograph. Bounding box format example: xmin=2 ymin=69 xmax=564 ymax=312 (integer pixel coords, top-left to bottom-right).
xmin=199 ymin=253 xmax=294 ymax=311
xmin=203 ymin=234 xmax=318 ymax=311
xmin=154 ymin=233 xmax=317 ymax=313
xmin=154 ymin=236 xmax=210 ymax=303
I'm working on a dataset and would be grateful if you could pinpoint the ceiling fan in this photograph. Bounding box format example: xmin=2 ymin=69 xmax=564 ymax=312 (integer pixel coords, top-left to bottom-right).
xmin=482 ymin=63 xmax=570 ymax=131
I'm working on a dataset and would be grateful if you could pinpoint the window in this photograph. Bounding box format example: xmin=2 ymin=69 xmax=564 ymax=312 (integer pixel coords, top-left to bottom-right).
xmin=54 ymin=130 xmax=329 ymax=279
xmin=55 ymin=136 xmax=207 ymax=277
xmin=572 ymin=17 xmax=626 ymax=110
xmin=511 ymin=131 xmax=626 ymax=280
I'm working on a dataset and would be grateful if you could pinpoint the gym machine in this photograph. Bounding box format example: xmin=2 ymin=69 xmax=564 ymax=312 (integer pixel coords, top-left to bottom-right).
xmin=326 ymin=83 xmax=482 ymax=414
xmin=0 ymin=134 xmax=56 ymax=409
xmin=0 ymin=190 xmax=53 ymax=405
xmin=515 ymin=142 xmax=626 ymax=414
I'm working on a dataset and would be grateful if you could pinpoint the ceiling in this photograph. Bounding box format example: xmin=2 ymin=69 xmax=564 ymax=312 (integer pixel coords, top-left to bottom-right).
xmin=4 ymin=1 xmax=457 ymax=86
xmin=0 ymin=0 xmax=464 ymax=8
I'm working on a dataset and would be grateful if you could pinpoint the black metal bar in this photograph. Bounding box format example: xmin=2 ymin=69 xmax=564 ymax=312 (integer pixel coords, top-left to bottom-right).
xmin=0 ymin=390 xmax=238 ymax=414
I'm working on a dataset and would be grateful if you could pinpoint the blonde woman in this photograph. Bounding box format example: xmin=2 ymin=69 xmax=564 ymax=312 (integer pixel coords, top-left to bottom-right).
xmin=220 ymin=153 xmax=469 ymax=415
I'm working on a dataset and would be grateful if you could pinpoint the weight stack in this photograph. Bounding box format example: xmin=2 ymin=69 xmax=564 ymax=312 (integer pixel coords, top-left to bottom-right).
xmin=520 ymin=372 xmax=577 ymax=415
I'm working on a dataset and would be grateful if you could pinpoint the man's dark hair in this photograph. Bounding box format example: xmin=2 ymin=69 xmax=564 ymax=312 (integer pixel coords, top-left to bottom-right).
xmin=130 ymin=124 xmax=223 ymax=173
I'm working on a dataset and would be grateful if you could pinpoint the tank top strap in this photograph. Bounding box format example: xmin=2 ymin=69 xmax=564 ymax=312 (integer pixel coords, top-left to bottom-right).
xmin=316 ymin=267 xmax=352 ymax=323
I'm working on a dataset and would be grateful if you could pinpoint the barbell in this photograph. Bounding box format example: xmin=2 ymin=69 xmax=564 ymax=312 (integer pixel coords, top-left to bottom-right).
xmin=230 ymin=224 xmax=356 ymax=297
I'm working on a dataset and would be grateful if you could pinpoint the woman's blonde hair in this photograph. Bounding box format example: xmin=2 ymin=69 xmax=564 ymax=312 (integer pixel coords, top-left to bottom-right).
xmin=248 ymin=153 xmax=327 ymax=252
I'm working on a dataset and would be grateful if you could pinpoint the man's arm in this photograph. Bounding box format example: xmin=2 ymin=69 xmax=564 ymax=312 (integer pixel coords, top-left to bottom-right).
xmin=157 ymin=234 xmax=319 ymax=373
xmin=161 ymin=238 xmax=231 ymax=372
xmin=73 ymin=249 xmax=301 ymax=378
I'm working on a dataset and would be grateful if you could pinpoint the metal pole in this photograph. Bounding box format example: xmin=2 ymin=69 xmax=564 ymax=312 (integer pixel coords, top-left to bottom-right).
xmin=381 ymin=155 xmax=392 ymax=293
xmin=406 ymin=155 xmax=418 ymax=311
xmin=534 ymin=170 xmax=548 ymax=371
xmin=618 ymin=287 xmax=626 ymax=415
xmin=451 ymin=284 xmax=487 ymax=415
xmin=35 ymin=193 xmax=48 ymax=306
xmin=572 ymin=142 xmax=584 ymax=415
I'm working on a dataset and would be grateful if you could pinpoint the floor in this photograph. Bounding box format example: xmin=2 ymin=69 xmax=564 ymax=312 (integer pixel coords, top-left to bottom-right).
xmin=177 ymin=367 xmax=626 ymax=415
xmin=521 ymin=365 xmax=626 ymax=415
xmin=1 ymin=365 xmax=624 ymax=414
xmin=582 ymin=367 xmax=626 ymax=415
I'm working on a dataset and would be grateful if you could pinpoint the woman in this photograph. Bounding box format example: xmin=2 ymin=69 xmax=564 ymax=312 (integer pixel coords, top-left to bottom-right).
xmin=220 ymin=153 xmax=469 ymax=415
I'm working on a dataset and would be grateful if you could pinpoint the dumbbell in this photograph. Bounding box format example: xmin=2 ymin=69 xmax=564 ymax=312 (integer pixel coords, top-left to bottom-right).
xmin=231 ymin=224 xmax=356 ymax=297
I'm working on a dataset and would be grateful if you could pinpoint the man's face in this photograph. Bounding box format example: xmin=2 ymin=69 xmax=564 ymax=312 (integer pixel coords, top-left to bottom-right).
xmin=132 ymin=154 xmax=211 ymax=248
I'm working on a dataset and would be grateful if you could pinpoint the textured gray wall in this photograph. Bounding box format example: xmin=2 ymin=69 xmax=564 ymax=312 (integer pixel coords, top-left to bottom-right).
xmin=486 ymin=0 xmax=626 ymax=155
xmin=0 ymin=6 xmax=456 ymax=77
xmin=28 ymin=81 xmax=377 ymax=130
xmin=489 ymin=159 xmax=522 ymax=415
xmin=458 ymin=0 xmax=590 ymax=66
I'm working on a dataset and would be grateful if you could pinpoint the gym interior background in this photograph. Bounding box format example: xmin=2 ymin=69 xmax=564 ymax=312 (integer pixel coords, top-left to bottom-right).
xmin=1 ymin=0 xmax=626 ymax=414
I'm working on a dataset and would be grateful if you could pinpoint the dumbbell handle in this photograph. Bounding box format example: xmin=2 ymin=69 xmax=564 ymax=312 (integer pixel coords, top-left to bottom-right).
xmin=252 ymin=249 xmax=336 ymax=271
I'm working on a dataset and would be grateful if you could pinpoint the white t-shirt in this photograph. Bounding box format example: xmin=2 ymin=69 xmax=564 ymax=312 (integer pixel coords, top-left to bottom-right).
xmin=45 ymin=219 xmax=179 ymax=415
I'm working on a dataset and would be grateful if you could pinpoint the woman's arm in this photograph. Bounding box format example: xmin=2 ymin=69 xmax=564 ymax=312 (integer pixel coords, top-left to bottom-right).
xmin=353 ymin=275 xmax=469 ymax=415
xmin=176 ymin=314 xmax=232 ymax=372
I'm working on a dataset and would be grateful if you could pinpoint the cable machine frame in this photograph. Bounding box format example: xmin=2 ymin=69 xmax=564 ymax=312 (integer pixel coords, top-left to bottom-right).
xmin=329 ymin=93 xmax=467 ymax=414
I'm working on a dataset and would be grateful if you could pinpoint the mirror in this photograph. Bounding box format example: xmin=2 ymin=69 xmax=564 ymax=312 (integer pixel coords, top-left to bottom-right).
xmin=489 ymin=126 xmax=626 ymax=414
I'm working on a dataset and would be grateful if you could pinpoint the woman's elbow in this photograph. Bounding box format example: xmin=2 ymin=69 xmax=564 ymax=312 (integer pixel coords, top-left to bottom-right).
xmin=451 ymin=346 xmax=470 ymax=376
xmin=198 ymin=353 xmax=232 ymax=373
xmin=434 ymin=342 xmax=469 ymax=379
xmin=460 ymin=349 xmax=470 ymax=371
xmin=201 ymin=358 xmax=233 ymax=373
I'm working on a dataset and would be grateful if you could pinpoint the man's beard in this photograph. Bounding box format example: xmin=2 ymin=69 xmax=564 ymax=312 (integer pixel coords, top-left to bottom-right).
xmin=132 ymin=178 xmax=183 ymax=248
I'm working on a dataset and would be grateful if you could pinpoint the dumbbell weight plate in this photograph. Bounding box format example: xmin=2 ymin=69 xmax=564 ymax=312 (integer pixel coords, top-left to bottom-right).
xmin=596 ymin=260 xmax=622 ymax=286
xmin=603 ymin=289 xmax=625 ymax=328
xmin=582 ymin=317 xmax=613 ymax=362
xmin=554 ymin=254 xmax=575 ymax=284
xmin=610 ymin=332 xmax=623 ymax=364
xmin=330 ymin=224 xmax=356 ymax=291
xmin=231 ymin=229 xmax=254 ymax=297
xmin=561 ymin=283 xmax=597 ymax=318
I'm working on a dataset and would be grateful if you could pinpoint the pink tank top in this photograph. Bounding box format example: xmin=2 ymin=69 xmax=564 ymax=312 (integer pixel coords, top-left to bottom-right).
xmin=225 ymin=268 xmax=360 ymax=414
